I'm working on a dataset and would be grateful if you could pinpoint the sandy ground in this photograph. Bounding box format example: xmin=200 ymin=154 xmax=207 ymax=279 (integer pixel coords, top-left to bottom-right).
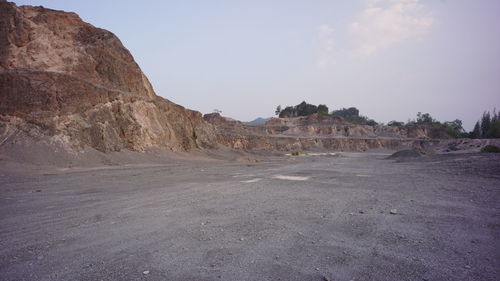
xmin=0 ymin=152 xmax=499 ymax=281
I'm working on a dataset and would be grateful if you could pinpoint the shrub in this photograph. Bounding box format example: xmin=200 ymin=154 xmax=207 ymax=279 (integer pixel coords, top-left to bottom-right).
xmin=480 ymin=145 xmax=500 ymax=153
xmin=388 ymin=120 xmax=405 ymax=126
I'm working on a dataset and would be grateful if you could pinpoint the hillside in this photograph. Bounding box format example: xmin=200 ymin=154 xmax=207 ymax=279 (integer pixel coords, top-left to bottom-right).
xmin=0 ymin=1 xmax=216 ymax=160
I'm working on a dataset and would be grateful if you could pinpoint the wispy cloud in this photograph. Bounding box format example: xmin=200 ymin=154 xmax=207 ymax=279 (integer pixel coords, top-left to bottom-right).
xmin=316 ymin=24 xmax=334 ymax=68
xmin=350 ymin=0 xmax=434 ymax=55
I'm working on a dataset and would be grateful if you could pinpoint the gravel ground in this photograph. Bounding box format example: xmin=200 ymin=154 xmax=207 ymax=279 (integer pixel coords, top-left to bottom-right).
xmin=0 ymin=152 xmax=499 ymax=281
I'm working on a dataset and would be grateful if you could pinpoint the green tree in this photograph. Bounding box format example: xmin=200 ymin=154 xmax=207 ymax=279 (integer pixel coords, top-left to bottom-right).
xmin=416 ymin=112 xmax=436 ymax=125
xmin=318 ymin=104 xmax=329 ymax=115
xmin=296 ymin=101 xmax=318 ymax=116
xmin=331 ymin=107 xmax=377 ymax=126
xmin=481 ymin=111 xmax=491 ymax=138
xmin=487 ymin=120 xmax=500 ymax=138
xmin=332 ymin=107 xmax=360 ymax=119
xmin=279 ymin=106 xmax=295 ymax=118
xmin=275 ymin=105 xmax=282 ymax=116
xmin=443 ymin=119 xmax=465 ymax=138
xmin=388 ymin=120 xmax=405 ymax=126
xmin=278 ymin=101 xmax=319 ymax=118
xmin=471 ymin=121 xmax=481 ymax=138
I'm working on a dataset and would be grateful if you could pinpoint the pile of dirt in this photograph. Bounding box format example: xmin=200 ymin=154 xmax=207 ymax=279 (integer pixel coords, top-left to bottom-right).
xmin=387 ymin=148 xmax=433 ymax=160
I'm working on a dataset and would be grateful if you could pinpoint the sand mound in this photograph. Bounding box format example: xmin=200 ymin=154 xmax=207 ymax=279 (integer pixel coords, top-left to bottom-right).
xmin=387 ymin=148 xmax=432 ymax=159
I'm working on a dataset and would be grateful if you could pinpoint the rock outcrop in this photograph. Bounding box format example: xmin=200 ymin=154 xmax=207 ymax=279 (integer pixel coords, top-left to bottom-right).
xmin=0 ymin=1 xmax=470 ymax=160
xmin=205 ymin=113 xmax=453 ymax=152
xmin=0 ymin=1 xmax=216 ymax=153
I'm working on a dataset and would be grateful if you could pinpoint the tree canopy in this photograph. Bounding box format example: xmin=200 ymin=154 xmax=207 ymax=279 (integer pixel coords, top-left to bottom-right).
xmin=274 ymin=102 xmax=377 ymax=126
xmin=470 ymin=109 xmax=500 ymax=138
xmin=330 ymin=107 xmax=377 ymax=125
xmin=277 ymin=101 xmax=320 ymax=118
xmin=273 ymin=103 xmax=500 ymax=139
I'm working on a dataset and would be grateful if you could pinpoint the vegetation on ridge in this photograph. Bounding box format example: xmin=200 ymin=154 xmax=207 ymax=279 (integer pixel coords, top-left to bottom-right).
xmin=470 ymin=109 xmax=500 ymax=138
xmin=274 ymin=103 xmax=500 ymax=139
xmin=275 ymin=101 xmax=376 ymax=125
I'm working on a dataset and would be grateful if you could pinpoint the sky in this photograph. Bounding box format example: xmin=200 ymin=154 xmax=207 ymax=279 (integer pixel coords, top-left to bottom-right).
xmin=13 ymin=0 xmax=500 ymax=130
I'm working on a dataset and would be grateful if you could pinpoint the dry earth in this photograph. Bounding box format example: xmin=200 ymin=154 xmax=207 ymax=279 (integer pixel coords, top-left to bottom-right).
xmin=1 ymin=151 xmax=499 ymax=281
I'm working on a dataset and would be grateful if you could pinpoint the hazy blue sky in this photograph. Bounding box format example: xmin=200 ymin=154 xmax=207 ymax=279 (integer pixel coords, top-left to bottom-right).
xmin=13 ymin=0 xmax=500 ymax=130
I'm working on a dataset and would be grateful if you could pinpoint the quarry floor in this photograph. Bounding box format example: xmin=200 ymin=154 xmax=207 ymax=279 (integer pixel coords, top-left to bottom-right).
xmin=0 ymin=152 xmax=499 ymax=281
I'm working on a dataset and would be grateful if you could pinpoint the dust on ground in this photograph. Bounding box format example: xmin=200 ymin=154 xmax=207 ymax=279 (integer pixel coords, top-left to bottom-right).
xmin=0 ymin=152 xmax=499 ymax=281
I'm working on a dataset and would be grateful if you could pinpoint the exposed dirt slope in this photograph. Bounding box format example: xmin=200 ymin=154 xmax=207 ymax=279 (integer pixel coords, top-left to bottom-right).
xmin=0 ymin=1 xmax=216 ymax=153
xmin=203 ymin=113 xmax=456 ymax=152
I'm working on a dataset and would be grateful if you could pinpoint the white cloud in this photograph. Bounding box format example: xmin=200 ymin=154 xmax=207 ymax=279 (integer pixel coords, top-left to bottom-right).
xmin=350 ymin=0 xmax=434 ymax=55
xmin=316 ymin=24 xmax=334 ymax=68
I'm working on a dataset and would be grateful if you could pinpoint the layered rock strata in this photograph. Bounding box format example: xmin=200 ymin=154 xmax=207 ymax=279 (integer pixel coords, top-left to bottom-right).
xmin=0 ymin=1 xmax=215 ymax=152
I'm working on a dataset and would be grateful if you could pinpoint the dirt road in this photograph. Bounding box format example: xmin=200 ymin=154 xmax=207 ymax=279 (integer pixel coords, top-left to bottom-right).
xmin=1 ymin=152 xmax=499 ymax=280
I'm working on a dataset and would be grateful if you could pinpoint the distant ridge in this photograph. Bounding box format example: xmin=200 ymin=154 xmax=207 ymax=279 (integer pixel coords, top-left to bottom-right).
xmin=244 ymin=117 xmax=271 ymax=126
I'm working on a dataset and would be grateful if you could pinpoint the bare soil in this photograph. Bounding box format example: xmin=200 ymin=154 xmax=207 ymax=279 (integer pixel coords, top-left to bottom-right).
xmin=1 ymin=152 xmax=499 ymax=281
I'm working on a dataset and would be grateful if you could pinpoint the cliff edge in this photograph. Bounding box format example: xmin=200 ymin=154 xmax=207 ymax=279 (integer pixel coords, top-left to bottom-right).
xmin=0 ymin=1 xmax=216 ymax=154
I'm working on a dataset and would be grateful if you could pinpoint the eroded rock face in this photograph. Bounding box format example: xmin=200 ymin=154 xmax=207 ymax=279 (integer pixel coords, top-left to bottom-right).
xmin=0 ymin=1 xmax=457 ymax=157
xmin=205 ymin=113 xmax=453 ymax=152
xmin=0 ymin=1 xmax=216 ymax=152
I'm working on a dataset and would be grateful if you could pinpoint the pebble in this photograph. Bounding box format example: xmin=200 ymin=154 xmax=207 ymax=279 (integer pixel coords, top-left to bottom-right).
xmin=143 ymin=270 xmax=150 ymax=275
xmin=390 ymin=209 xmax=398 ymax=215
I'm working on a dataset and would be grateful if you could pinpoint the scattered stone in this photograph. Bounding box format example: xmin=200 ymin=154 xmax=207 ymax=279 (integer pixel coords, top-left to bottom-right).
xmin=143 ymin=270 xmax=150 ymax=275
xmin=390 ymin=209 xmax=398 ymax=215
xmin=315 ymin=267 xmax=320 ymax=271
xmin=239 ymin=237 xmax=245 ymax=241
xmin=358 ymin=210 xmax=365 ymax=214
xmin=464 ymin=265 xmax=471 ymax=269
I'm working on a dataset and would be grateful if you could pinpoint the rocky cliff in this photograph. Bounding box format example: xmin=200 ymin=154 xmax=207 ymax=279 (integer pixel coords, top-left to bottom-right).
xmin=0 ymin=1 xmax=467 ymax=161
xmin=204 ymin=113 xmax=452 ymax=152
xmin=0 ymin=1 xmax=216 ymax=153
